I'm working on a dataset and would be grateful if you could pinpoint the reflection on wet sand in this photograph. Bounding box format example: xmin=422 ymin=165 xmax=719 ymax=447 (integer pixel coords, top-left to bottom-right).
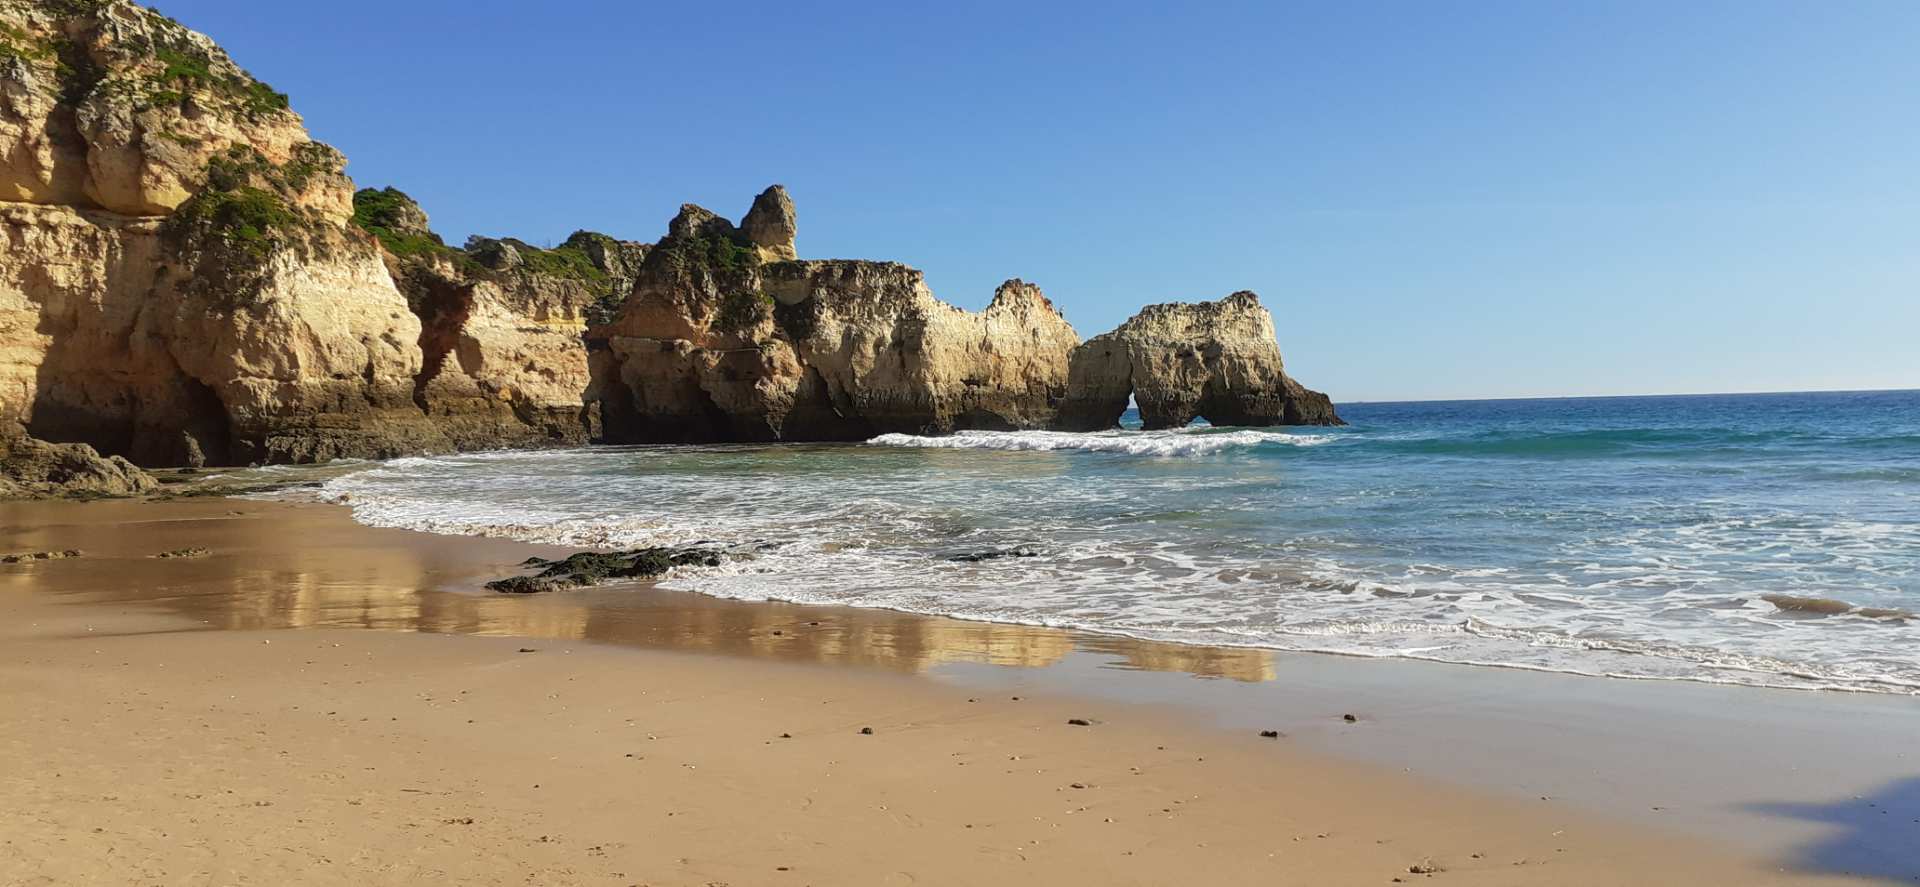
xmin=0 ymin=498 xmax=1275 ymax=682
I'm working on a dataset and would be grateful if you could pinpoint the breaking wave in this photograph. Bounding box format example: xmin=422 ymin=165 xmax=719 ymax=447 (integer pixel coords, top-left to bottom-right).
xmin=301 ymin=391 xmax=1920 ymax=696
xmin=867 ymin=428 xmax=1338 ymax=456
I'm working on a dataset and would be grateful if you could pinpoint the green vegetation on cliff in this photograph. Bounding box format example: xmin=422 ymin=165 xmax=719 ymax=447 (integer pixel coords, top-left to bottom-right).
xmin=169 ymin=185 xmax=295 ymax=260
xmin=140 ymin=43 xmax=287 ymax=116
xmin=713 ymin=290 xmax=773 ymax=333
xmin=667 ymin=231 xmax=758 ymax=273
xmin=0 ymin=21 xmax=55 ymax=62
xmin=351 ymin=187 xmax=456 ymax=260
xmin=166 ymin=145 xmax=329 ymax=260
xmin=163 ymin=145 xmax=348 ymax=300
xmin=514 ymin=239 xmax=609 ymax=281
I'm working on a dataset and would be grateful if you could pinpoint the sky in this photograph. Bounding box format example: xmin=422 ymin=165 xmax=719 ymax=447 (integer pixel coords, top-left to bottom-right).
xmin=155 ymin=0 xmax=1919 ymax=402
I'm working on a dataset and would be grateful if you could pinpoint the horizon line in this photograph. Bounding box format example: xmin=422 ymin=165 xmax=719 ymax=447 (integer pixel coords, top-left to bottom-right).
xmin=1337 ymin=386 xmax=1918 ymax=406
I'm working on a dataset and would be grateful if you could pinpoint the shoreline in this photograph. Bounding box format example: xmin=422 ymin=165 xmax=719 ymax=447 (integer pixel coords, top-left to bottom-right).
xmin=3 ymin=497 xmax=1916 ymax=884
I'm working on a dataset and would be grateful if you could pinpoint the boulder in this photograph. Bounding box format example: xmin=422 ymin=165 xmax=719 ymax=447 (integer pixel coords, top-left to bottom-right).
xmin=0 ymin=429 xmax=157 ymax=498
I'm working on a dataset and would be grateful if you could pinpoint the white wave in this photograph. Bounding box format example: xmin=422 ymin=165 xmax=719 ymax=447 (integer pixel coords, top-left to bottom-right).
xmin=297 ymin=440 xmax=1920 ymax=697
xmin=867 ymin=429 xmax=1336 ymax=456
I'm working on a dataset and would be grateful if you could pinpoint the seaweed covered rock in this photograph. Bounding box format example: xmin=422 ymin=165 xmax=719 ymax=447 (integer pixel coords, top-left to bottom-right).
xmin=485 ymin=546 xmax=727 ymax=593
xmin=1057 ymin=292 xmax=1343 ymax=430
xmin=588 ymin=186 xmax=1082 ymax=442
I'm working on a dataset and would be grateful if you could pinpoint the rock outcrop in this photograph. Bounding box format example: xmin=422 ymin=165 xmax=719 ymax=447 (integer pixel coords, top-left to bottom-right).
xmin=356 ymin=187 xmax=647 ymax=449
xmin=1058 ymin=292 xmax=1342 ymax=430
xmin=589 ymin=187 xmax=1083 ymax=442
xmin=0 ymin=429 xmax=156 ymax=498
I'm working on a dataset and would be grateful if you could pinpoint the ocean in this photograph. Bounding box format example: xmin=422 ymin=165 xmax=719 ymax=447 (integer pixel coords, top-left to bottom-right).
xmin=310 ymin=390 xmax=1920 ymax=694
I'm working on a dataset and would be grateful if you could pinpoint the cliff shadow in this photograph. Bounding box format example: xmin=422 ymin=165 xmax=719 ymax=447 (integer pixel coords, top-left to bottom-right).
xmin=1743 ymin=775 xmax=1920 ymax=882
xmin=404 ymin=269 xmax=478 ymax=412
xmin=25 ymin=281 xmax=233 ymax=467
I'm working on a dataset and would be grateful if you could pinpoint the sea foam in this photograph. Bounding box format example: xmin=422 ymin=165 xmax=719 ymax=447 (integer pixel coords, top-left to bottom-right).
xmin=295 ymin=391 xmax=1920 ymax=696
xmin=866 ymin=428 xmax=1335 ymax=456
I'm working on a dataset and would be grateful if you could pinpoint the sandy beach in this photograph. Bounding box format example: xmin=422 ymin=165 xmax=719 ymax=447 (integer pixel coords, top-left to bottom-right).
xmin=1 ymin=498 xmax=1911 ymax=886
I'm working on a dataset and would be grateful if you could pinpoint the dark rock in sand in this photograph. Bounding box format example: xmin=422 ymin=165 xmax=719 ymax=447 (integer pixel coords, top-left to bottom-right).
xmin=859 ymin=727 xmax=874 ymax=735
xmin=1067 ymin=718 xmax=1092 ymax=726
xmin=1259 ymin=730 xmax=1281 ymax=739
xmin=154 ymin=547 xmax=211 ymax=559
xmin=487 ymin=576 xmax=574 ymax=595
xmin=948 ymin=546 xmax=1041 ymax=563
xmin=1342 ymin=713 xmax=1358 ymax=723
xmin=487 ymin=545 xmax=729 ymax=593
xmin=1 ymin=549 xmax=82 ymax=564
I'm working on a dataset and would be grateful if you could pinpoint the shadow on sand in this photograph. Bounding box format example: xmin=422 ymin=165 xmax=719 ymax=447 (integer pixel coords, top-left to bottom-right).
xmin=1747 ymin=776 xmax=1920 ymax=883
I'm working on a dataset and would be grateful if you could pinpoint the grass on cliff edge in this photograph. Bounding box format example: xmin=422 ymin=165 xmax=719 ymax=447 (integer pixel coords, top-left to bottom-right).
xmin=351 ymin=187 xmax=456 ymax=260
xmin=513 ymin=240 xmax=608 ymax=281
xmin=142 ymin=32 xmax=289 ymax=118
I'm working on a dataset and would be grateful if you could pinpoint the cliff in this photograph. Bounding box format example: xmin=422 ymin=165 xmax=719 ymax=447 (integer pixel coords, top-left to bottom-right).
xmin=355 ymin=187 xmax=647 ymax=449
xmin=0 ymin=1 xmax=1341 ymax=495
xmin=0 ymin=0 xmax=446 ymax=468
xmin=1059 ymin=292 xmax=1342 ymax=430
xmin=588 ymin=187 xmax=1083 ymax=442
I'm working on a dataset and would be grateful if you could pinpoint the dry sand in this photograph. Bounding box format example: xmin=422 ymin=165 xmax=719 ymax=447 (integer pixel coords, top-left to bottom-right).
xmin=0 ymin=499 xmax=1893 ymax=885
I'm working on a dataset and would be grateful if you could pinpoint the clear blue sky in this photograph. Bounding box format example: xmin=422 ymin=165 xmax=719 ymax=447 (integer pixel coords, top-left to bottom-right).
xmin=158 ymin=0 xmax=1918 ymax=401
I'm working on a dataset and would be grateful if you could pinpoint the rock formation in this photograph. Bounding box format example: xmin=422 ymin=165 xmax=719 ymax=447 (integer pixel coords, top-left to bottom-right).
xmin=0 ymin=0 xmax=1341 ymax=496
xmin=0 ymin=428 xmax=155 ymax=498
xmin=588 ymin=187 xmax=1083 ymax=442
xmin=356 ymin=187 xmax=647 ymax=449
xmin=1058 ymin=292 xmax=1342 ymax=430
xmin=0 ymin=0 xmax=447 ymax=468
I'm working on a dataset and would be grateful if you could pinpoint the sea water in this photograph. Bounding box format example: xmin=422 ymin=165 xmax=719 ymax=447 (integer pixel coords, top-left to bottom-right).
xmin=313 ymin=390 xmax=1920 ymax=693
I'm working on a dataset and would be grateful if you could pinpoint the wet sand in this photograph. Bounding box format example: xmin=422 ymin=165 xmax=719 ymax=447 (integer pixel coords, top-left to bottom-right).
xmin=1 ymin=498 xmax=1912 ymax=885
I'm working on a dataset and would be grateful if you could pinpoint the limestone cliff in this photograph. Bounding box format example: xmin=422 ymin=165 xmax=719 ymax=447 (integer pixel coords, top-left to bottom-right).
xmin=0 ymin=0 xmax=453 ymax=470
xmin=1 ymin=0 xmax=1342 ymax=486
xmin=355 ymin=187 xmax=647 ymax=449
xmin=589 ymin=187 xmax=1083 ymax=442
xmin=1057 ymin=292 xmax=1343 ymax=430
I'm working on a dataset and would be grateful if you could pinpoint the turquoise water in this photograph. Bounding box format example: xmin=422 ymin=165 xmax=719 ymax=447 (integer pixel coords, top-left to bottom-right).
xmin=315 ymin=390 xmax=1920 ymax=693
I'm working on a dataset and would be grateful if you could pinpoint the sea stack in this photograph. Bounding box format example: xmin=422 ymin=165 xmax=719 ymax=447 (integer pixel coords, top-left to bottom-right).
xmin=1057 ymin=292 xmax=1343 ymax=430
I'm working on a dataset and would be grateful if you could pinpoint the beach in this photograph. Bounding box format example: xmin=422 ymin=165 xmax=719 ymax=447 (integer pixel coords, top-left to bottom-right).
xmin=3 ymin=498 xmax=1913 ymax=886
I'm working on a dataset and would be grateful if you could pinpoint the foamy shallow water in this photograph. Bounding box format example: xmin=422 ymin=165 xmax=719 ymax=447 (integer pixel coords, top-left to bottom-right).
xmin=308 ymin=392 xmax=1920 ymax=694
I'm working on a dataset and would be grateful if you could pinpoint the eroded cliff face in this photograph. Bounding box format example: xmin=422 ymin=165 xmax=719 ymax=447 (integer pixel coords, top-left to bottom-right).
xmin=0 ymin=0 xmax=337 ymax=219
xmin=1058 ymin=292 xmax=1343 ymax=430
xmin=358 ymin=188 xmax=647 ymax=450
xmin=0 ymin=0 xmax=448 ymax=470
xmin=2 ymin=0 xmax=1342 ymax=486
xmin=590 ymin=187 xmax=1082 ymax=442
